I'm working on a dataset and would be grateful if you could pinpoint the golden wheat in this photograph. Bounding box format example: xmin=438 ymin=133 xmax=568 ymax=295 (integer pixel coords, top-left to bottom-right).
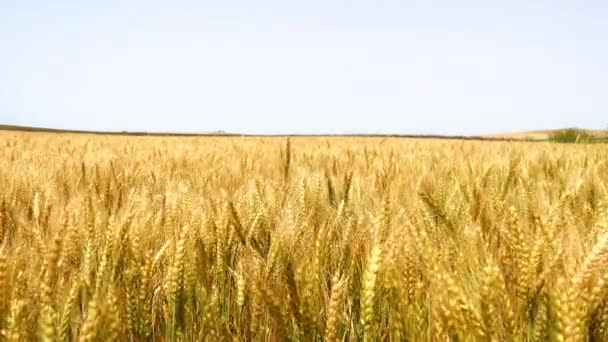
xmin=0 ymin=131 xmax=606 ymax=340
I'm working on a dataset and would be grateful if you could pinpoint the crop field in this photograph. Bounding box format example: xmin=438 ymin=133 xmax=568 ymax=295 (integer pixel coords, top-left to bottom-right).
xmin=0 ymin=132 xmax=607 ymax=341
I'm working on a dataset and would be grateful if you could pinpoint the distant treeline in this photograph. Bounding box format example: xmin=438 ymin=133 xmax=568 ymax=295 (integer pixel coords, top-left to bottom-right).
xmin=0 ymin=125 xmax=235 ymax=137
xmin=0 ymin=125 xmax=524 ymax=141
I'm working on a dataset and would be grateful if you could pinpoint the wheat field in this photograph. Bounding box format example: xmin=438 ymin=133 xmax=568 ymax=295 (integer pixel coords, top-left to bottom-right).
xmin=0 ymin=132 xmax=606 ymax=341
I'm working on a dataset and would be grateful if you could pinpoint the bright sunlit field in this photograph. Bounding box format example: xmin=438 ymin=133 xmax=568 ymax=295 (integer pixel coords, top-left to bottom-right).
xmin=0 ymin=132 xmax=607 ymax=341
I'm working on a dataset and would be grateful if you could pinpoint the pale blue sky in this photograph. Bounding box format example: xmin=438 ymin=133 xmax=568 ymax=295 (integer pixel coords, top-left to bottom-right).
xmin=1 ymin=1 xmax=606 ymax=135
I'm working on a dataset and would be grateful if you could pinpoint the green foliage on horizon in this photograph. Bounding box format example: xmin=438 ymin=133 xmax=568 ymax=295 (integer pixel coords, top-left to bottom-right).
xmin=548 ymin=128 xmax=607 ymax=144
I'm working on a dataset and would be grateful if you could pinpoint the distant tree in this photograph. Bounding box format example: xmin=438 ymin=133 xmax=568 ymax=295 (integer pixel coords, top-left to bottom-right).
xmin=548 ymin=128 xmax=595 ymax=143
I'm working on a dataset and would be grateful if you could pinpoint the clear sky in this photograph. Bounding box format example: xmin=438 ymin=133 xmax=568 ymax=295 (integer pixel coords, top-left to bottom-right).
xmin=1 ymin=1 xmax=606 ymax=135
